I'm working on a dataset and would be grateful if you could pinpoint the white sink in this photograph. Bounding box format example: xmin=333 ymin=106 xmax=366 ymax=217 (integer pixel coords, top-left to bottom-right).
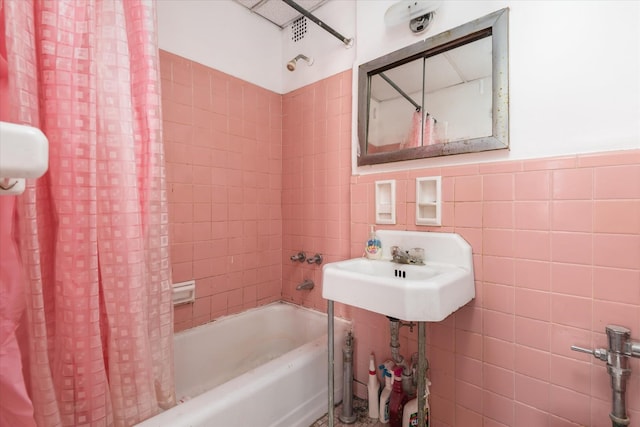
xmin=322 ymin=231 xmax=475 ymax=321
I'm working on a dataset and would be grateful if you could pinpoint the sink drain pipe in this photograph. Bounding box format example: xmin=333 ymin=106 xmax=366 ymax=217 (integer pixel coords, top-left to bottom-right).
xmin=388 ymin=316 xmax=429 ymax=427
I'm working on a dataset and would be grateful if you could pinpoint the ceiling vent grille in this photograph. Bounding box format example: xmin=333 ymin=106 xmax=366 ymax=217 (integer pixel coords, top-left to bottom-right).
xmin=291 ymin=17 xmax=307 ymax=42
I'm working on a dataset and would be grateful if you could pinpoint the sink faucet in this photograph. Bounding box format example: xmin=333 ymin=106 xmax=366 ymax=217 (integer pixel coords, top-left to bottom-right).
xmin=572 ymin=325 xmax=640 ymax=427
xmin=391 ymin=246 xmax=425 ymax=265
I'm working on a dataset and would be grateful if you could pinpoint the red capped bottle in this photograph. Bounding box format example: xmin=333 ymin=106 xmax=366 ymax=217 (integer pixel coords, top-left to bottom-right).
xmin=389 ymin=367 xmax=408 ymax=427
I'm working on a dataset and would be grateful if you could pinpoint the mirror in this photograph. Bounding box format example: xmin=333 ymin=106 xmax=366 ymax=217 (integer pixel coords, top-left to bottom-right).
xmin=358 ymin=8 xmax=509 ymax=165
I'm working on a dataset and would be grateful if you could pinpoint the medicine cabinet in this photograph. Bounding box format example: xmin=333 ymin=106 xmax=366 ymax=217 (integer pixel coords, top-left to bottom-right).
xmin=358 ymin=8 xmax=509 ymax=166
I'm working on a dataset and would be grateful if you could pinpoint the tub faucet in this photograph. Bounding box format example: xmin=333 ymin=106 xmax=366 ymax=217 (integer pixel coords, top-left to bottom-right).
xmin=572 ymin=325 xmax=640 ymax=427
xmin=290 ymin=251 xmax=306 ymax=262
xmin=307 ymin=253 xmax=323 ymax=265
xmin=296 ymin=279 xmax=314 ymax=291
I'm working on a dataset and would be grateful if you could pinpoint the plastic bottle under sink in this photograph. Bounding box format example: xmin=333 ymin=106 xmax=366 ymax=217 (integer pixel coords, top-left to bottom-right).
xmin=402 ymin=379 xmax=430 ymax=427
xmin=389 ymin=367 xmax=408 ymax=427
xmin=368 ymin=353 xmax=381 ymax=418
xmin=379 ymin=368 xmax=393 ymax=424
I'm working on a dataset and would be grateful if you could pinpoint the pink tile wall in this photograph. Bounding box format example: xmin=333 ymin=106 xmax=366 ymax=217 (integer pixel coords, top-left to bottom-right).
xmin=160 ymin=51 xmax=283 ymax=331
xmin=160 ymin=52 xmax=639 ymax=425
xmin=280 ymin=70 xmax=353 ymax=311
xmin=351 ymin=151 xmax=640 ymax=426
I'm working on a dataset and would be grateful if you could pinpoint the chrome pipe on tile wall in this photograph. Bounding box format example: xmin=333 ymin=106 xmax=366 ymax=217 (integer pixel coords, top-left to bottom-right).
xmin=572 ymin=325 xmax=640 ymax=427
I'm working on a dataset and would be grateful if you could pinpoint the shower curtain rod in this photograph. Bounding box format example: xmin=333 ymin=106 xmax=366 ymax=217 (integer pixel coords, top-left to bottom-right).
xmin=379 ymin=72 xmax=422 ymax=112
xmin=281 ymin=0 xmax=353 ymax=46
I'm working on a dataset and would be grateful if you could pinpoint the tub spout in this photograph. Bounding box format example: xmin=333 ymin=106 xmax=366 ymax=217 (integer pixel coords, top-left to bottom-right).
xmin=296 ymin=279 xmax=314 ymax=290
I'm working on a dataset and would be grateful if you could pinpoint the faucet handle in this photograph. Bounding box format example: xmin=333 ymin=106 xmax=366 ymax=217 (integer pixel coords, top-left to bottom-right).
xmin=571 ymin=345 xmax=608 ymax=362
xmin=290 ymin=252 xmax=306 ymax=262
xmin=409 ymin=247 xmax=425 ymax=264
xmin=307 ymin=253 xmax=323 ymax=265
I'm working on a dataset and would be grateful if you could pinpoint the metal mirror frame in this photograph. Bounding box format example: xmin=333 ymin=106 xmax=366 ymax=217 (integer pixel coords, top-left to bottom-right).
xmin=357 ymin=8 xmax=509 ymax=166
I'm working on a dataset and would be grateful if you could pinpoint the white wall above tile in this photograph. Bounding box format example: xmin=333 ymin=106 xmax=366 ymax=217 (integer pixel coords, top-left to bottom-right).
xmin=157 ymin=0 xmax=284 ymax=93
xmin=156 ymin=1 xmax=640 ymax=166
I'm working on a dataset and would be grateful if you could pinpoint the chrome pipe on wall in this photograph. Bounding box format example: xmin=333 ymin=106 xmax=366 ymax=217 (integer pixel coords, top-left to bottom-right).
xmin=572 ymin=325 xmax=640 ymax=427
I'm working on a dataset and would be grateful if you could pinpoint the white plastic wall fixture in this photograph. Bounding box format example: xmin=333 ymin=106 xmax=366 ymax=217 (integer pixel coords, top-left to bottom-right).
xmin=375 ymin=179 xmax=396 ymax=224
xmin=0 ymin=178 xmax=26 ymax=195
xmin=172 ymin=280 xmax=196 ymax=306
xmin=0 ymin=122 xmax=49 ymax=196
xmin=415 ymin=176 xmax=441 ymax=226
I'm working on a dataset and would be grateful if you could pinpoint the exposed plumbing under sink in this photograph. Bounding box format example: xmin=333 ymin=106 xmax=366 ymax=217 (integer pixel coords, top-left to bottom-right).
xmin=388 ymin=316 xmax=424 ymax=397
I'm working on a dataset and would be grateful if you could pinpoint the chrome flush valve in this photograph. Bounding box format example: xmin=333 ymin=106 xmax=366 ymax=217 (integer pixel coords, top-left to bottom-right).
xmin=572 ymin=325 xmax=640 ymax=427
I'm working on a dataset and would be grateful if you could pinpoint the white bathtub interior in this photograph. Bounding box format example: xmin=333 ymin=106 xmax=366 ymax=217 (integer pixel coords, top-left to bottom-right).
xmin=137 ymin=301 xmax=350 ymax=427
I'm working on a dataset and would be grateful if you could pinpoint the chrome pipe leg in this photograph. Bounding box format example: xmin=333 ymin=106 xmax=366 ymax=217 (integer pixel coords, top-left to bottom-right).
xmin=417 ymin=321 xmax=426 ymax=427
xmin=328 ymin=300 xmax=334 ymax=427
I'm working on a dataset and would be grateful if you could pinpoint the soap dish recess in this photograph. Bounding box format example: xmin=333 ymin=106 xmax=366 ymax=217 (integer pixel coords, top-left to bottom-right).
xmin=375 ymin=179 xmax=396 ymax=224
xmin=416 ymin=176 xmax=441 ymax=226
xmin=172 ymin=280 xmax=196 ymax=305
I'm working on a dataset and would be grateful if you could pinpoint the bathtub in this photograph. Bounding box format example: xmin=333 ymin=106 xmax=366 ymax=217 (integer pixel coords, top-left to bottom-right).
xmin=136 ymin=301 xmax=350 ymax=427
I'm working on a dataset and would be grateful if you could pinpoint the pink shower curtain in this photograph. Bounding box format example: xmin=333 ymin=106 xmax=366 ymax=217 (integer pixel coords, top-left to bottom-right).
xmin=402 ymin=111 xmax=436 ymax=149
xmin=0 ymin=1 xmax=175 ymax=426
